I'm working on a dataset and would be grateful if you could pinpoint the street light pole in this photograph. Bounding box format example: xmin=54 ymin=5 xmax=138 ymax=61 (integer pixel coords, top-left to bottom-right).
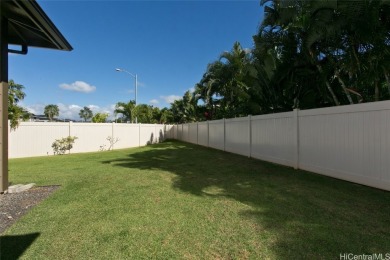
xmin=115 ymin=68 xmax=138 ymax=123
xmin=135 ymin=74 xmax=137 ymax=107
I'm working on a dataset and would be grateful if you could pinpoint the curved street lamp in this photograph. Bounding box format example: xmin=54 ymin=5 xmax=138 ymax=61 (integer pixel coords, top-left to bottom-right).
xmin=115 ymin=68 xmax=138 ymax=123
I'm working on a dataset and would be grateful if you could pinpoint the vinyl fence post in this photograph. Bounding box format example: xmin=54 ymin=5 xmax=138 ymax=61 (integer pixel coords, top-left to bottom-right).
xmin=68 ymin=121 xmax=73 ymax=154
xmin=207 ymin=121 xmax=209 ymax=147
xmin=112 ymin=122 xmax=115 ymax=150
xmin=138 ymin=123 xmax=141 ymax=147
xmin=248 ymin=115 xmax=252 ymax=158
xmin=196 ymin=122 xmax=199 ymax=145
xmin=187 ymin=124 xmax=190 ymax=142
xmin=223 ymin=118 xmax=226 ymax=152
xmin=293 ymin=109 xmax=300 ymax=169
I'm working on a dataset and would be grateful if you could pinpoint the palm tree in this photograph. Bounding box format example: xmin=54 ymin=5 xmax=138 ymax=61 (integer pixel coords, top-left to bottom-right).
xmin=134 ymin=104 xmax=153 ymax=123
xmin=195 ymin=61 xmax=225 ymax=120
xmin=44 ymin=104 xmax=59 ymax=122
xmin=218 ymin=42 xmax=253 ymax=117
xmin=195 ymin=42 xmax=253 ymax=119
xmin=159 ymin=108 xmax=174 ymax=124
xmin=79 ymin=106 xmax=93 ymax=122
xmin=259 ymin=0 xmax=342 ymax=107
xmin=8 ymin=80 xmax=30 ymax=129
xmin=92 ymin=113 xmax=109 ymax=123
xmin=114 ymin=100 xmax=136 ymax=123
xmin=8 ymin=80 xmax=26 ymax=105
xmin=257 ymin=0 xmax=390 ymax=106
xmin=168 ymin=0 xmax=390 ymax=117
xmin=170 ymin=91 xmax=198 ymax=123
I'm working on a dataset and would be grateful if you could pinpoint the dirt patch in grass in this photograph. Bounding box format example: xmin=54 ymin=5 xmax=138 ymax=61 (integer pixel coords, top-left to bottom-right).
xmin=0 ymin=186 xmax=60 ymax=234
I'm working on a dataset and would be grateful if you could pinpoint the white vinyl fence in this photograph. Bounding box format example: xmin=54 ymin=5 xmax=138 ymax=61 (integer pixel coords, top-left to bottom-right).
xmin=9 ymin=122 xmax=174 ymax=158
xmin=170 ymin=100 xmax=390 ymax=191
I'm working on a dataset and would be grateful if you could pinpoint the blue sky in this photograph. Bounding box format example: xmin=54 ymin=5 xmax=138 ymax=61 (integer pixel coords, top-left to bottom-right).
xmin=10 ymin=1 xmax=264 ymax=120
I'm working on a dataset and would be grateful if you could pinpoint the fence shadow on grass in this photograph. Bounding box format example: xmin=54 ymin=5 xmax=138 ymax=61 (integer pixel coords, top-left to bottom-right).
xmin=0 ymin=232 xmax=40 ymax=259
xmin=102 ymin=141 xmax=390 ymax=259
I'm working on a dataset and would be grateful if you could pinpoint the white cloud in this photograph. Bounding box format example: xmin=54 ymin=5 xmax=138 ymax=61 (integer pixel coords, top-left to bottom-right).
xmin=68 ymin=104 xmax=82 ymax=110
xmin=160 ymin=95 xmax=181 ymax=104
xmin=59 ymin=81 xmax=96 ymax=93
xmin=57 ymin=103 xmax=82 ymax=119
xmin=149 ymin=99 xmax=159 ymax=105
xmin=23 ymin=103 xmax=45 ymax=115
xmin=87 ymin=105 xmax=100 ymax=111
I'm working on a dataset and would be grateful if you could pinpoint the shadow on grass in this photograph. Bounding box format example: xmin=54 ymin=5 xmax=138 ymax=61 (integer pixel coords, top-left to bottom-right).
xmin=103 ymin=141 xmax=390 ymax=258
xmin=0 ymin=232 xmax=40 ymax=259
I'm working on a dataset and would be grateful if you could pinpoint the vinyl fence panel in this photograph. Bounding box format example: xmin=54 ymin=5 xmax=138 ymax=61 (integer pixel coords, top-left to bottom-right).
xmin=9 ymin=122 xmax=69 ymax=158
xmin=139 ymin=124 xmax=160 ymax=146
xmin=208 ymin=119 xmax=225 ymax=151
xmin=114 ymin=124 xmax=140 ymax=149
xmin=177 ymin=125 xmax=183 ymax=141
xmin=71 ymin=123 xmax=112 ymax=153
xmin=168 ymin=125 xmax=177 ymax=140
xmin=197 ymin=122 xmax=208 ymax=147
xmin=173 ymin=125 xmax=178 ymax=139
xmin=188 ymin=123 xmax=198 ymax=144
xmin=163 ymin=125 xmax=174 ymax=139
xmin=172 ymin=100 xmax=390 ymax=191
xmin=225 ymin=117 xmax=250 ymax=157
xmin=251 ymin=112 xmax=296 ymax=167
xmin=155 ymin=125 xmax=166 ymax=143
xmin=298 ymin=101 xmax=390 ymax=191
xmin=9 ymin=122 xmax=169 ymax=158
xmin=182 ymin=124 xmax=189 ymax=143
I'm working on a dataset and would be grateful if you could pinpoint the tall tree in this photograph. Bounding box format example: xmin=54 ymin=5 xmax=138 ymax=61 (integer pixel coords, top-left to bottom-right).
xmin=134 ymin=104 xmax=153 ymax=123
xmin=114 ymin=100 xmax=136 ymax=123
xmin=195 ymin=42 xmax=254 ymax=119
xmin=166 ymin=0 xmax=390 ymax=123
xmin=170 ymin=91 xmax=198 ymax=123
xmin=195 ymin=61 xmax=225 ymax=120
xmin=44 ymin=104 xmax=59 ymax=122
xmin=255 ymin=0 xmax=390 ymax=108
xmin=92 ymin=113 xmax=109 ymax=123
xmin=79 ymin=106 xmax=93 ymax=122
xmin=159 ymin=108 xmax=174 ymax=124
xmin=8 ymin=80 xmax=30 ymax=130
xmin=218 ymin=42 xmax=253 ymax=117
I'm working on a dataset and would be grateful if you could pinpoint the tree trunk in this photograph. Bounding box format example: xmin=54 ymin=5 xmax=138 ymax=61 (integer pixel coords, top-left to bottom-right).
xmin=383 ymin=68 xmax=390 ymax=96
xmin=316 ymin=64 xmax=340 ymax=105
xmin=351 ymin=44 xmax=361 ymax=72
xmin=335 ymin=70 xmax=354 ymax=104
xmin=374 ymin=80 xmax=379 ymax=101
xmin=310 ymin=50 xmax=340 ymax=106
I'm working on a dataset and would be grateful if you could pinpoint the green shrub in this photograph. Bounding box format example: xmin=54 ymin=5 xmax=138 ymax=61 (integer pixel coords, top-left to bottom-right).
xmin=52 ymin=136 xmax=78 ymax=155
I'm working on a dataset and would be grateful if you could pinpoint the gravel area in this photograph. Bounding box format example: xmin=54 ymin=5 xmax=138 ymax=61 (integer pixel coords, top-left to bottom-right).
xmin=0 ymin=186 xmax=60 ymax=234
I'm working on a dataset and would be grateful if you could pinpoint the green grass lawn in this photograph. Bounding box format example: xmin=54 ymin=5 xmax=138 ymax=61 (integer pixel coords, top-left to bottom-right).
xmin=1 ymin=140 xmax=389 ymax=259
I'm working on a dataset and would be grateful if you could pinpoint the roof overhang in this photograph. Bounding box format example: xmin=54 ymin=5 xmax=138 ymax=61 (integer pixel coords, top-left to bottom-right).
xmin=3 ymin=0 xmax=72 ymax=51
xmin=0 ymin=0 xmax=72 ymax=193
